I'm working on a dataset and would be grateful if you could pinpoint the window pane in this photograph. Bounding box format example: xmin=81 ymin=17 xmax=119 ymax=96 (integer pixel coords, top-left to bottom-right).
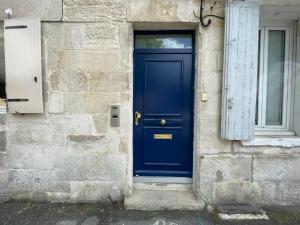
xmin=266 ymin=30 xmax=285 ymax=125
xmin=255 ymin=30 xmax=261 ymax=126
xmin=135 ymin=34 xmax=192 ymax=49
xmin=0 ymin=22 xmax=6 ymax=109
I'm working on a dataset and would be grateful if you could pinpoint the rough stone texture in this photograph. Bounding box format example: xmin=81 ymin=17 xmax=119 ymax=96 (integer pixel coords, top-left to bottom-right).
xmin=0 ymin=113 xmax=7 ymax=202
xmin=0 ymin=0 xmax=62 ymax=21
xmin=253 ymin=155 xmax=300 ymax=182
xmin=48 ymin=92 xmax=64 ymax=114
xmin=69 ymin=181 xmax=114 ymax=203
xmin=8 ymin=148 xmax=53 ymax=170
xmin=63 ymin=0 xmax=127 ymax=22
xmin=8 ymin=169 xmax=69 ymax=193
xmin=213 ymin=181 xmax=261 ymax=204
xmin=125 ymin=189 xmax=205 ymax=210
xmin=261 ymin=0 xmax=300 ymax=5
xmin=1 ymin=0 xmax=300 ymax=207
xmin=109 ymin=185 xmax=124 ymax=203
xmin=200 ymin=155 xmax=252 ymax=183
xmin=54 ymin=152 xmax=126 ymax=182
xmin=127 ymin=0 xmax=200 ymax=22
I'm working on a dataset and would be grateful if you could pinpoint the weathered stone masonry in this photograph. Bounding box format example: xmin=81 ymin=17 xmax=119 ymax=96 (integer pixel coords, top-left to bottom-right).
xmin=0 ymin=0 xmax=299 ymax=205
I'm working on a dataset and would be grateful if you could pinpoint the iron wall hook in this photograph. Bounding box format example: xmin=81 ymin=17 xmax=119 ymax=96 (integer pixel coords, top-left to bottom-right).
xmin=200 ymin=0 xmax=212 ymax=27
xmin=194 ymin=0 xmax=225 ymax=28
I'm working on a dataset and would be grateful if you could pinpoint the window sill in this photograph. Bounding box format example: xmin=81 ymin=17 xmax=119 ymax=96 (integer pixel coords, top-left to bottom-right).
xmin=241 ymin=136 xmax=300 ymax=148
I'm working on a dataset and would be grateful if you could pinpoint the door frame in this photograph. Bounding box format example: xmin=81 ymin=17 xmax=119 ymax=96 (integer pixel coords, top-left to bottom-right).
xmin=132 ymin=30 xmax=196 ymax=181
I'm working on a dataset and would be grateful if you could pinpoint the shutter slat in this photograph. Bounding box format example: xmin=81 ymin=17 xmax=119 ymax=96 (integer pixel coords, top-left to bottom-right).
xmin=221 ymin=1 xmax=260 ymax=140
xmin=4 ymin=19 xmax=43 ymax=113
xmin=294 ymin=20 xmax=300 ymax=136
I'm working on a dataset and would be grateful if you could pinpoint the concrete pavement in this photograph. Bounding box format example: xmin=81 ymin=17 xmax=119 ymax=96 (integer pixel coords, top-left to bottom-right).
xmin=0 ymin=202 xmax=299 ymax=225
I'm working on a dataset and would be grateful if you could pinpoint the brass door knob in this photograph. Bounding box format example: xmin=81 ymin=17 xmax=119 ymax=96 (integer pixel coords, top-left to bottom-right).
xmin=160 ymin=119 xmax=166 ymax=126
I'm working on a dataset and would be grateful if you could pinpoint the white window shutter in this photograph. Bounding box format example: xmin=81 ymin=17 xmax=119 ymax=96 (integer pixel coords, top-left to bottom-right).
xmin=294 ymin=21 xmax=300 ymax=136
xmin=221 ymin=0 xmax=260 ymax=140
xmin=4 ymin=19 xmax=43 ymax=113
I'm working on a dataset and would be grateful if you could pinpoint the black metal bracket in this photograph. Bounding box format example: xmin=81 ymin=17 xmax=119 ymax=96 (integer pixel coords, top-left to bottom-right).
xmin=6 ymin=99 xmax=29 ymax=102
xmin=194 ymin=0 xmax=225 ymax=28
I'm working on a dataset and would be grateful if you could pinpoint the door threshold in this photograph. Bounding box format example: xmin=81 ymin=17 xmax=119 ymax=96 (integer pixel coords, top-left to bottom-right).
xmin=133 ymin=176 xmax=192 ymax=184
xmin=125 ymin=188 xmax=204 ymax=210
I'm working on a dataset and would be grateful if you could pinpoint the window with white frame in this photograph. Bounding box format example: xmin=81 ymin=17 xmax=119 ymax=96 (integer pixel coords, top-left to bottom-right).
xmin=0 ymin=22 xmax=6 ymax=113
xmin=255 ymin=24 xmax=295 ymax=134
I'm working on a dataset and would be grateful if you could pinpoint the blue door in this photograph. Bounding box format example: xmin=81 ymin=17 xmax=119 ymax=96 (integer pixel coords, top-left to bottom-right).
xmin=133 ymin=32 xmax=194 ymax=177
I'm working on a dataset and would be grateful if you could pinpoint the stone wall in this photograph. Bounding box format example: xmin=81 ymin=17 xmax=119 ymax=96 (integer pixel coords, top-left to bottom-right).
xmin=0 ymin=113 xmax=7 ymax=202
xmin=4 ymin=0 xmax=133 ymax=202
xmin=0 ymin=0 xmax=300 ymax=205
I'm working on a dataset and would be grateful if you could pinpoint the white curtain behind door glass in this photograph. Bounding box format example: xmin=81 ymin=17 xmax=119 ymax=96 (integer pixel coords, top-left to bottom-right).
xmin=266 ymin=30 xmax=285 ymax=125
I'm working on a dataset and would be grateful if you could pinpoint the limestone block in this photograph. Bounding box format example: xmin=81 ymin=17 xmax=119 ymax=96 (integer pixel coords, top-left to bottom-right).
xmin=0 ymin=152 xmax=8 ymax=169
xmin=51 ymin=114 xmax=95 ymax=135
xmin=46 ymin=51 xmax=62 ymax=71
xmin=202 ymin=26 xmax=224 ymax=51
xmin=43 ymin=23 xmax=120 ymax=50
xmin=69 ymin=181 xmax=114 ymax=202
xmin=200 ymin=155 xmax=252 ymax=183
xmin=92 ymin=115 xmax=108 ymax=134
xmin=198 ymin=137 xmax=232 ymax=155
xmin=197 ymin=89 xmax=221 ymax=116
xmin=119 ymin=137 xmax=130 ymax=156
xmin=109 ymin=185 xmax=124 ymax=203
xmin=201 ymin=50 xmax=223 ymax=73
xmin=54 ymin=152 xmax=126 ymax=182
xmin=0 ymin=131 xmax=6 ymax=152
xmin=127 ymin=0 xmax=199 ymax=22
xmin=0 ymin=113 xmax=6 ymax=127
xmin=7 ymin=123 xmax=54 ymax=146
xmin=213 ymin=181 xmax=261 ymax=204
xmin=276 ymin=182 xmax=300 ymax=204
xmin=119 ymin=102 xmax=132 ymax=136
xmin=241 ymin=181 xmax=300 ymax=205
xmin=260 ymin=0 xmax=300 ymax=5
xmin=0 ymin=194 xmax=8 ymax=203
xmin=198 ymin=182 xmax=214 ymax=203
xmin=124 ymin=189 xmax=205 ymax=210
xmin=9 ymin=148 xmax=52 ymax=170
xmin=0 ymin=0 xmax=62 ymax=21
xmin=233 ymin=142 xmax=295 ymax=155
xmin=63 ymin=0 xmax=126 ymax=22
xmin=0 ymin=171 xmax=8 ymax=194
xmin=80 ymin=72 xmax=130 ymax=92
xmin=197 ymin=115 xmax=231 ymax=154
xmin=198 ymin=115 xmax=221 ymax=138
xmin=10 ymin=191 xmax=71 ymax=202
xmin=48 ymin=92 xmax=64 ymax=114
xmin=48 ymin=50 xmax=121 ymax=72
xmin=200 ymin=72 xmax=223 ymax=96
xmin=49 ymin=70 xmax=129 ymax=92
xmin=119 ymin=23 xmax=134 ymax=73
xmin=65 ymin=135 xmax=119 ymax=154
xmin=255 ymin=181 xmax=277 ymax=205
xmin=79 ymin=93 xmax=120 ymax=114
xmin=8 ymin=169 xmax=70 ymax=192
xmin=6 ymin=113 xmax=48 ymax=124
xmin=63 ymin=93 xmax=80 ymax=113
xmin=253 ymin=155 xmax=300 ymax=181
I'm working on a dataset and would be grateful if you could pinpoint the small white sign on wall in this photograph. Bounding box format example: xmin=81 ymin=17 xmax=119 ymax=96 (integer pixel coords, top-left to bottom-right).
xmin=4 ymin=19 xmax=43 ymax=113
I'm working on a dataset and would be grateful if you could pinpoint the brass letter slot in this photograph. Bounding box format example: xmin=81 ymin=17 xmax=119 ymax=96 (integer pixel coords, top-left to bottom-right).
xmin=153 ymin=134 xmax=173 ymax=140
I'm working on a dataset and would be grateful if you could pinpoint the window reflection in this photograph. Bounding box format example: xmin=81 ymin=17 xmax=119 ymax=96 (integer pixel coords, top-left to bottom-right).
xmin=135 ymin=34 xmax=192 ymax=49
xmin=0 ymin=22 xmax=6 ymax=110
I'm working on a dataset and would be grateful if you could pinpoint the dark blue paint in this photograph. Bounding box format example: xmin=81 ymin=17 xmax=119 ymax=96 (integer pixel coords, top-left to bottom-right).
xmin=133 ymin=31 xmax=194 ymax=178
